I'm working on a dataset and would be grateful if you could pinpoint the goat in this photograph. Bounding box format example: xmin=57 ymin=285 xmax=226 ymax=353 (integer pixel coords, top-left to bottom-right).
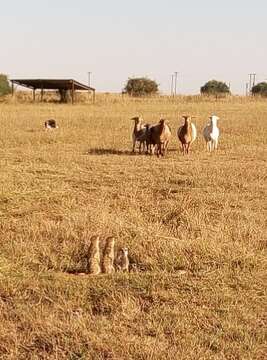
xmin=44 ymin=119 xmax=58 ymax=130
xmin=203 ymin=115 xmax=220 ymax=152
xmin=149 ymin=119 xmax=171 ymax=157
xmin=177 ymin=115 xmax=197 ymax=155
xmin=131 ymin=116 xmax=150 ymax=154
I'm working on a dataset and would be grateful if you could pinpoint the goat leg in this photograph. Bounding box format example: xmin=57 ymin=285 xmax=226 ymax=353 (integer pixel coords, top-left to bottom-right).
xmin=186 ymin=143 xmax=190 ymax=154
xmin=145 ymin=140 xmax=149 ymax=154
xmin=164 ymin=140 xmax=169 ymax=156
xmin=132 ymin=139 xmax=136 ymax=153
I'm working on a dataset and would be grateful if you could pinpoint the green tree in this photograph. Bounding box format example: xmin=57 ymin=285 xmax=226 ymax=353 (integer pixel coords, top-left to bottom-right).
xmin=124 ymin=77 xmax=158 ymax=96
xmin=0 ymin=74 xmax=11 ymax=96
xmin=251 ymin=82 xmax=267 ymax=97
xmin=200 ymin=80 xmax=230 ymax=95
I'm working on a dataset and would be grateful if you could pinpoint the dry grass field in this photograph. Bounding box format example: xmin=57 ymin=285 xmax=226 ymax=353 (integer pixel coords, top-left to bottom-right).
xmin=0 ymin=95 xmax=266 ymax=359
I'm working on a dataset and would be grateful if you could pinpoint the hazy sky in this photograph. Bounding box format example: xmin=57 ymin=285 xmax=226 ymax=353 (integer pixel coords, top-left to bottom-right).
xmin=1 ymin=0 xmax=266 ymax=94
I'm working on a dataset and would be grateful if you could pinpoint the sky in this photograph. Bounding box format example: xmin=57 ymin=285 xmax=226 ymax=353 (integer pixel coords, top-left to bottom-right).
xmin=1 ymin=0 xmax=266 ymax=94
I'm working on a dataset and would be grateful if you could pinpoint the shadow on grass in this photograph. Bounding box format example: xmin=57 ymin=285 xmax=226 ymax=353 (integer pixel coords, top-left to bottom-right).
xmin=64 ymin=268 xmax=87 ymax=275
xmin=167 ymin=148 xmax=179 ymax=152
xmin=86 ymin=148 xmax=140 ymax=156
xmin=85 ymin=146 xmax=181 ymax=157
xmin=86 ymin=147 xmax=180 ymax=156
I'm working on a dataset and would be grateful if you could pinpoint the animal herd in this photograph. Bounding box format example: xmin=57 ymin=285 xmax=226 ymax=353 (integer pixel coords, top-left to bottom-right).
xmin=43 ymin=115 xmax=219 ymax=277
xmin=132 ymin=114 xmax=220 ymax=156
xmin=44 ymin=114 xmax=220 ymax=156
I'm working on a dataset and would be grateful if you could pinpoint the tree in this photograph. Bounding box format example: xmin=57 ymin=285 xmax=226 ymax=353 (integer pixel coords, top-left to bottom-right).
xmin=251 ymin=82 xmax=267 ymax=97
xmin=124 ymin=77 xmax=158 ymax=96
xmin=200 ymin=80 xmax=230 ymax=95
xmin=0 ymin=74 xmax=11 ymax=96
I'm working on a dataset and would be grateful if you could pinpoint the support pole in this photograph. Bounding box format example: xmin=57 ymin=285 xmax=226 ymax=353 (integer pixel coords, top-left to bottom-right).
xmin=41 ymin=86 xmax=44 ymax=102
xmin=71 ymin=80 xmax=74 ymax=104
xmin=11 ymin=81 xmax=14 ymax=96
xmin=33 ymin=88 xmax=36 ymax=102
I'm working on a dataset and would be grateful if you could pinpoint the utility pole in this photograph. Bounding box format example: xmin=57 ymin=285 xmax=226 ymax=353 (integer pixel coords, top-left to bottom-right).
xmin=248 ymin=73 xmax=256 ymax=94
xmin=245 ymin=82 xmax=249 ymax=96
xmin=252 ymin=73 xmax=256 ymax=88
xmin=170 ymin=74 xmax=174 ymax=95
xmin=88 ymin=72 xmax=92 ymax=87
xmin=248 ymin=74 xmax=252 ymax=93
xmin=174 ymin=72 xmax=178 ymax=96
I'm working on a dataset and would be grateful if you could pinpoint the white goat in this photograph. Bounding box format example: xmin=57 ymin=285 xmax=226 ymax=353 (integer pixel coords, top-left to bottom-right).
xmin=203 ymin=115 xmax=220 ymax=152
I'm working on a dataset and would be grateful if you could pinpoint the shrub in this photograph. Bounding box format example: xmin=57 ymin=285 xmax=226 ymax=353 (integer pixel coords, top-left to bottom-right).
xmin=0 ymin=74 xmax=11 ymax=96
xmin=251 ymin=82 xmax=267 ymax=97
xmin=200 ymin=80 xmax=230 ymax=95
xmin=124 ymin=77 xmax=158 ymax=97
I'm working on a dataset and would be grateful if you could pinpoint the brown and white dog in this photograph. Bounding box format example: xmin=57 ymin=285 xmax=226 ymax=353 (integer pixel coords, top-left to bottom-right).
xmin=44 ymin=119 xmax=58 ymax=130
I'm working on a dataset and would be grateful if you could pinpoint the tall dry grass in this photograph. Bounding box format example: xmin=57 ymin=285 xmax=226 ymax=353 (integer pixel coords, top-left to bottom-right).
xmin=0 ymin=96 xmax=266 ymax=359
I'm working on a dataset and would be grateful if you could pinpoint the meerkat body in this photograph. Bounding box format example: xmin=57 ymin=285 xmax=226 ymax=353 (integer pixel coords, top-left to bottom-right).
xmin=102 ymin=237 xmax=115 ymax=274
xmin=87 ymin=236 xmax=101 ymax=275
xmin=115 ymin=247 xmax=129 ymax=272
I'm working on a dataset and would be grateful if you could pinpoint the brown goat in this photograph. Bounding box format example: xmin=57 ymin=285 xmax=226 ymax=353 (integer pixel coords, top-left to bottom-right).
xmin=149 ymin=119 xmax=171 ymax=157
xmin=177 ymin=116 xmax=197 ymax=155
xmin=131 ymin=116 xmax=148 ymax=153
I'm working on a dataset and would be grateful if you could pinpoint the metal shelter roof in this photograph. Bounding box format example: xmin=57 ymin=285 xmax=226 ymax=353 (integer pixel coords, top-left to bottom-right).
xmin=10 ymin=79 xmax=95 ymax=91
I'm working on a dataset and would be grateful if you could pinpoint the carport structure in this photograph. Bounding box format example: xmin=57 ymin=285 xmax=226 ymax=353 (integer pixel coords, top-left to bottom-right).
xmin=10 ymin=79 xmax=95 ymax=103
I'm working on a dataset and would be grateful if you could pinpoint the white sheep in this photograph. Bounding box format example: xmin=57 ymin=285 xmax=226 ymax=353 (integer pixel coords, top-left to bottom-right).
xmin=203 ymin=115 xmax=220 ymax=152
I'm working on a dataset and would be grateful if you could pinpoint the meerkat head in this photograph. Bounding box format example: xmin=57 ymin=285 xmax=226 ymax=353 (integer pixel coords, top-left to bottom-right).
xmin=105 ymin=236 xmax=115 ymax=246
xmin=120 ymin=247 xmax=128 ymax=256
xmin=90 ymin=235 xmax=100 ymax=245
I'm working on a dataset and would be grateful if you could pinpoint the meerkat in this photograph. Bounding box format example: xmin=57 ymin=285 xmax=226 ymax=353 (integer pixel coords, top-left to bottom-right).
xmin=87 ymin=235 xmax=101 ymax=275
xmin=102 ymin=236 xmax=115 ymax=274
xmin=115 ymin=247 xmax=129 ymax=272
